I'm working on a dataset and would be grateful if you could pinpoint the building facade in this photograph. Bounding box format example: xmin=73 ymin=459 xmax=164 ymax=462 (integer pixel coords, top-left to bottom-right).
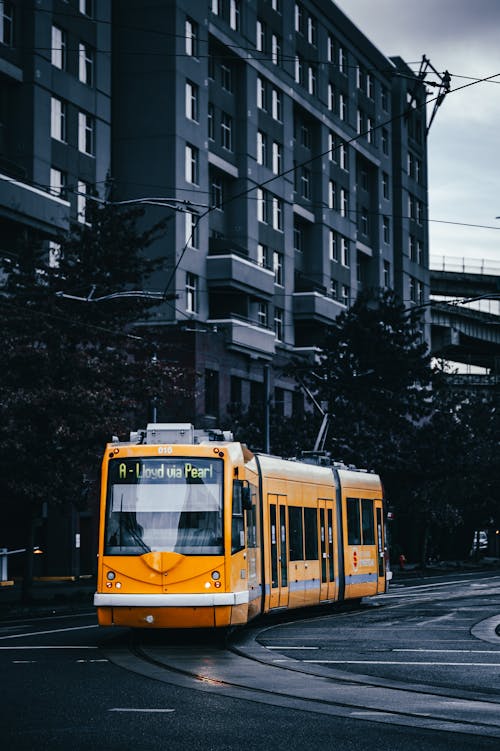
xmin=111 ymin=0 xmax=429 ymax=424
xmin=0 ymin=0 xmax=429 ymax=575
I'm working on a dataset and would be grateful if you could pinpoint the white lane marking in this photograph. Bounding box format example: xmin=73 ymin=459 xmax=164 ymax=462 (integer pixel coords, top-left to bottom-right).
xmin=303 ymin=660 xmax=500 ymax=667
xmin=12 ymin=660 xmax=37 ymax=664
xmin=394 ymin=648 xmax=500 ymax=654
xmin=76 ymin=659 xmax=108 ymax=663
xmin=109 ymin=708 xmax=175 ymax=713
xmin=266 ymin=646 xmax=319 ymax=650
xmin=0 ymin=645 xmax=98 ymax=650
xmin=0 ymin=624 xmax=99 ymax=640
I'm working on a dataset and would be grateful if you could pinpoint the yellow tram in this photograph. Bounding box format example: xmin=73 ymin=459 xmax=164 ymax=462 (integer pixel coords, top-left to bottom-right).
xmin=94 ymin=423 xmax=390 ymax=629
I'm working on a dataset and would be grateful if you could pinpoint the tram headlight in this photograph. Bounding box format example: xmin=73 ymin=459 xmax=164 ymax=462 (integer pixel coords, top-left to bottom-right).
xmin=211 ymin=571 xmax=221 ymax=581
xmin=107 ymin=571 xmax=116 ymax=580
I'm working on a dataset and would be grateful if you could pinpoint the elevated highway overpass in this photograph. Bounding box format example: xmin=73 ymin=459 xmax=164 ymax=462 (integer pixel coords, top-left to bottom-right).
xmin=429 ymin=258 xmax=500 ymax=372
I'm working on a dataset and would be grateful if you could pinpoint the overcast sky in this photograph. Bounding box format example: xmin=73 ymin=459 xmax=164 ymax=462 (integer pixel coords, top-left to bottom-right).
xmin=335 ymin=0 xmax=500 ymax=270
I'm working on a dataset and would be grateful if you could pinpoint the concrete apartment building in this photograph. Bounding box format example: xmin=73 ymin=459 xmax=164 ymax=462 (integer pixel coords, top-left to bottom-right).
xmin=1 ymin=0 xmax=429 ymax=426
xmin=0 ymin=0 xmax=428 ymax=575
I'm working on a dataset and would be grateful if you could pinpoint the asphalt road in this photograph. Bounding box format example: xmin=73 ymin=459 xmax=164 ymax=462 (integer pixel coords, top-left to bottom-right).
xmin=0 ymin=570 xmax=499 ymax=751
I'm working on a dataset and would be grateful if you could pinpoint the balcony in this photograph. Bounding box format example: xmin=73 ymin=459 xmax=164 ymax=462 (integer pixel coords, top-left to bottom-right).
xmin=0 ymin=172 xmax=70 ymax=234
xmin=207 ymin=315 xmax=276 ymax=358
xmin=293 ymin=291 xmax=345 ymax=324
xmin=207 ymin=243 xmax=275 ymax=299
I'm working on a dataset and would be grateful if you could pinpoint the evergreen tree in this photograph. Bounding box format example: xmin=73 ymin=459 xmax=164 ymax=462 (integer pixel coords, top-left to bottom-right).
xmin=292 ymin=289 xmax=435 ymax=470
xmin=0 ymin=202 xmax=194 ymax=596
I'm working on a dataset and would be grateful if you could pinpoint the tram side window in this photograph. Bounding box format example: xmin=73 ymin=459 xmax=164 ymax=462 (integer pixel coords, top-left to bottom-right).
xmin=304 ymin=507 xmax=318 ymax=559
xmin=347 ymin=497 xmax=361 ymax=545
xmin=347 ymin=497 xmax=375 ymax=545
xmin=361 ymin=498 xmax=375 ymax=545
xmin=232 ymin=480 xmax=245 ymax=553
xmin=288 ymin=506 xmax=304 ymax=561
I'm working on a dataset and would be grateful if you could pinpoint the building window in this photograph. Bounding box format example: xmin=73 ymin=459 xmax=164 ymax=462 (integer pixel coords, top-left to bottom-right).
xmin=211 ymin=174 xmax=224 ymax=209
xmin=230 ymin=375 xmax=243 ymax=407
xmin=257 ymin=130 xmax=267 ymax=166
xmin=328 ymin=180 xmax=336 ymax=210
xmin=357 ymin=109 xmax=364 ymax=135
xmin=360 ymin=208 xmax=369 ymax=236
xmin=340 ymin=187 xmax=348 ymax=217
xmin=186 ymin=272 xmax=199 ymax=314
xmin=330 ymin=278 xmax=338 ymax=299
xmin=339 ymin=46 xmax=347 ymax=73
xmin=295 ymin=3 xmax=303 ymax=33
xmin=205 ymin=369 xmax=219 ymax=417
xmin=78 ymin=42 xmax=94 ymax=86
xmin=367 ymin=73 xmax=374 ymax=99
xmin=339 ymin=92 xmax=347 ymax=121
xmin=273 ymin=250 xmax=283 ymax=285
xmin=340 ymin=142 xmax=348 ymax=171
xmin=185 ymin=211 xmax=199 ymax=248
xmin=257 ymin=243 xmax=268 ymax=268
xmin=382 ymin=128 xmax=389 ymax=155
xmin=293 ymin=220 xmax=303 ymax=251
xmin=257 ymin=76 xmax=266 ymax=110
xmin=51 ymin=97 xmax=66 ymax=142
xmin=272 ymin=141 xmax=282 ymax=175
xmin=271 ymin=34 xmax=280 ymax=66
xmin=271 ymin=88 xmax=282 ymax=121
xmin=383 ymin=260 xmax=391 ymax=288
xmin=256 ymin=19 xmax=265 ymax=52
xmin=327 ymin=34 xmax=334 ymax=62
xmin=51 ymin=26 xmax=66 ymax=69
xmin=307 ymin=15 xmax=316 ymax=45
xmin=50 ymin=167 xmax=66 ymax=199
xmin=410 ymin=276 xmax=417 ymax=303
xmin=382 ymin=172 xmax=389 ymax=199
xmin=381 ymin=85 xmax=389 ymax=111
xmin=327 ymin=82 xmax=334 ymax=111
xmin=78 ymin=112 xmax=95 ymax=155
xmin=257 ymin=302 xmax=268 ymax=328
xmin=221 ymin=64 xmax=232 ymax=92
xmin=221 ymin=112 xmax=232 ymax=150
xmin=229 ymin=0 xmax=240 ymax=31
xmin=300 ymin=124 xmax=310 ymax=148
xmin=185 ymin=80 xmax=198 ymax=121
xmin=272 ymin=196 xmax=283 ymax=230
xmin=185 ymin=17 xmax=198 ymax=57
xmin=185 ymin=144 xmax=199 ymax=184
xmin=79 ymin=0 xmax=93 ymax=17
xmin=257 ymin=187 xmax=268 ymax=223
xmin=295 ymin=54 xmax=303 ymax=85
xmin=0 ymin=0 xmax=14 ymax=45
xmin=274 ymin=307 xmax=284 ymax=341
xmin=341 ymin=237 xmax=350 ymax=267
xmin=341 ymin=284 xmax=350 ymax=306
xmin=418 ymin=240 xmax=424 ymax=265
xmin=77 ymin=180 xmax=90 ymax=224
xmin=367 ymin=117 xmax=374 ymax=144
xmin=328 ymin=131 xmax=335 ymax=161
xmin=383 ymin=216 xmax=390 ymax=243
xmin=308 ymin=66 xmax=316 ymax=96
xmin=329 ymin=229 xmax=337 ymax=261
xmin=208 ymin=103 xmax=214 ymax=140
xmin=300 ymin=167 xmax=311 ymax=199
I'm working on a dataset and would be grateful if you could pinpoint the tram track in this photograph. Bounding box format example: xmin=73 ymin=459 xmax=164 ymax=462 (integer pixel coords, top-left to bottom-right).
xmin=100 ymin=615 xmax=500 ymax=739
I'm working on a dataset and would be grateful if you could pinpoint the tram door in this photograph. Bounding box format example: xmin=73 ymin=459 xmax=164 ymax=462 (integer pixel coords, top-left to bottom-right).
xmin=319 ymin=499 xmax=337 ymax=602
xmin=269 ymin=495 xmax=289 ymax=609
xmin=376 ymin=504 xmax=386 ymax=593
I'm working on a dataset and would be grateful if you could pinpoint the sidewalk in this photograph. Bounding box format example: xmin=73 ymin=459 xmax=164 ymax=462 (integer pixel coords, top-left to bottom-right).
xmin=0 ymin=576 xmax=96 ymax=621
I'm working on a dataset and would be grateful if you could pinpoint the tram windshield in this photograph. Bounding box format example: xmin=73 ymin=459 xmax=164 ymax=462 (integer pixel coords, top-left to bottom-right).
xmin=104 ymin=457 xmax=224 ymax=555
